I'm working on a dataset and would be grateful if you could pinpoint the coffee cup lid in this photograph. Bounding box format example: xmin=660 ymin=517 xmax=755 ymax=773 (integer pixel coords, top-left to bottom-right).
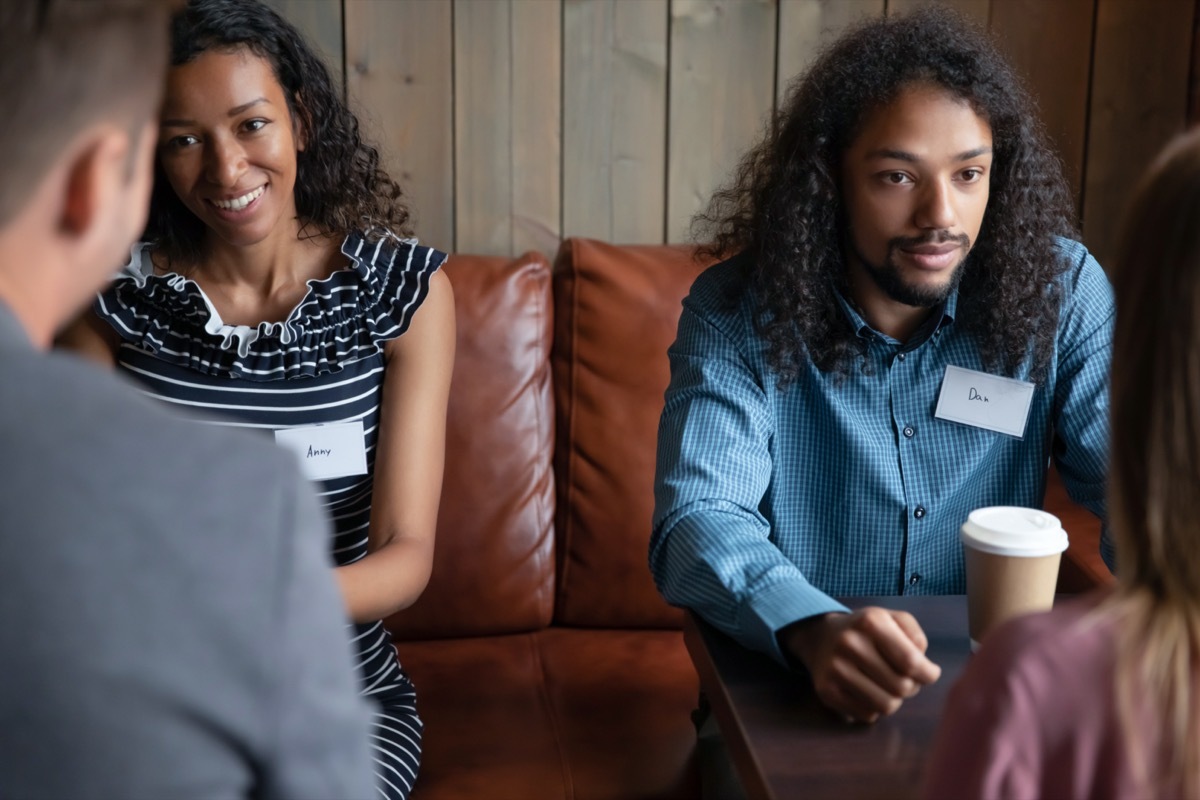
xmin=959 ymin=506 xmax=1068 ymax=557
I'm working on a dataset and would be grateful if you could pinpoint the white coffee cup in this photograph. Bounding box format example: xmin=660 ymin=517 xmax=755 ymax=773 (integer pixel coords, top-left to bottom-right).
xmin=960 ymin=506 xmax=1068 ymax=650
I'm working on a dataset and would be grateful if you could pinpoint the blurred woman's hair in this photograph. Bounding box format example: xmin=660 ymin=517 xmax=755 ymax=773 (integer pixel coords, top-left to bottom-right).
xmin=1107 ymin=126 xmax=1200 ymax=797
xmin=147 ymin=0 xmax=410 ymax=266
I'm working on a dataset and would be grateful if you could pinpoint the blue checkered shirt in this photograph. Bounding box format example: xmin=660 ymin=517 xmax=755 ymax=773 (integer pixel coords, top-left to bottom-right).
xmin=651 ymin=239 xmax=1113 ymax=664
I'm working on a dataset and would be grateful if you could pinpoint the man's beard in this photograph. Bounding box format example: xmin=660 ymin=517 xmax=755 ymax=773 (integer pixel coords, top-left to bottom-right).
xmin=849 ymin=231 xmax=972 ymax=308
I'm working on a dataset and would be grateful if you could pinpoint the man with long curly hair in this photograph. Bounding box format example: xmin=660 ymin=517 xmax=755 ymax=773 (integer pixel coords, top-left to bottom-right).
xmin=651 ymin=6 xmax=1112 ymax=742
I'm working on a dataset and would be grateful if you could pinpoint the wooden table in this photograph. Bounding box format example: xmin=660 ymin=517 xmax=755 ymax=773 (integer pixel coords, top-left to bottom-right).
xmin=683 ymin=595 xmax=972 ymax=800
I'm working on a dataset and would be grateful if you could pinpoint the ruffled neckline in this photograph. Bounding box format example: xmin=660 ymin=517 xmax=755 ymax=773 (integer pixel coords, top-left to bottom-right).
xmin=94 ymin=229 xmax=446 ymax=381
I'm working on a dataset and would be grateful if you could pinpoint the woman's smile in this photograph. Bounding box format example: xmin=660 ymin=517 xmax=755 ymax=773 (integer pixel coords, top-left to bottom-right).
xmin=208 ymin=184 xmax=266 ymax=213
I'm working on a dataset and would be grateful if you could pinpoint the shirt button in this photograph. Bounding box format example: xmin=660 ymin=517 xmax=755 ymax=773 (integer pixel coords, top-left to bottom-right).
xmin=903 ymin=425 xmax=915 ymax=438
xmin=897 ymin=352 xmax=906 ymax=361
xmin=909 ymin=573 xmax=921 ymax=586
xmin=914 ymin=506 xmax=926 ymax=519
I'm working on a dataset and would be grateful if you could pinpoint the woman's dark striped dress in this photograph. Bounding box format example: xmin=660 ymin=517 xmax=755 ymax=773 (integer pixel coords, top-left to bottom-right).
xmin=94 ymin=230 xmax=445 ymax=800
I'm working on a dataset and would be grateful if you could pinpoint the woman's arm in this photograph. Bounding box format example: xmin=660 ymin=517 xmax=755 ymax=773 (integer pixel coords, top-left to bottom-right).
xmin=56 ymin=310 xmax=119 ymax=366
xmin=335 ymin=269 xmax=455 ymax=623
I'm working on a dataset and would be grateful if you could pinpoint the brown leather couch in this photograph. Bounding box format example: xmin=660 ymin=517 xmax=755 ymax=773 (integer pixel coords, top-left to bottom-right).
xmin=383 ymin=237 xmax=1109 ymax=800
xmin=386 ymin=239 xmax=709 ymax=800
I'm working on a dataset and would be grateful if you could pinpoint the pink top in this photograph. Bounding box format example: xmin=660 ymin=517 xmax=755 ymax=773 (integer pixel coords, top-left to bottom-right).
xmin=923 ymin=591 xmax=1168 ymax=800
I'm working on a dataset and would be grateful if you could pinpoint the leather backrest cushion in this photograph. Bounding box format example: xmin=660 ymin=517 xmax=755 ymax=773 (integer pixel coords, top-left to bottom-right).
xmin=552 ymin=239 xmax=711 ymax=628
xmin=388 ymin=252 xmax=556 ymax=641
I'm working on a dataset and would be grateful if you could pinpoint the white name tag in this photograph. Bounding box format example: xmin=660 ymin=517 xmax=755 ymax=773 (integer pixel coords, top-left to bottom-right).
xmin=934 ymin=365 xmax=1036 ymax=438
xmin=274 ymin=421 xmax=369 ymax=481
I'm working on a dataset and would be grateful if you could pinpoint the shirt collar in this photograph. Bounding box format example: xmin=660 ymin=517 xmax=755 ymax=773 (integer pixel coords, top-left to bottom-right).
xmin=833 ymin=284 xmax=958 ymax=347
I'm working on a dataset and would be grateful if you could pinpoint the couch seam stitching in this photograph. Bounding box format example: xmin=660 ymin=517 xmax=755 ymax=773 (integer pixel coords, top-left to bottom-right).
xmin=531 ymin=633 xmax=575 ymax=799
xmin=557 ymin=240 xmax=579 ymax=617
xmin=538 ymin=258 xmax=555 ymax=623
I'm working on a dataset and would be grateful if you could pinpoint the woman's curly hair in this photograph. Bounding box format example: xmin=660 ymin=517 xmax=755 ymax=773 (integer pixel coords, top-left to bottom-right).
xmin=146 ymin=0 xmax=411 ymax=265
xmin=694 ymin=6 xmax=1077 ymax=385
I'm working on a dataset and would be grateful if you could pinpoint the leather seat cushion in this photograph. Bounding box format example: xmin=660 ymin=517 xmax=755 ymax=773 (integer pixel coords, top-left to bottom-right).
xmin=402 ymin=635 xmax=568 ymax=800
xmin=538 ymin=628 xmax=700 ymax=800
xmin=402 ymin=630 xmax=699 ymax=800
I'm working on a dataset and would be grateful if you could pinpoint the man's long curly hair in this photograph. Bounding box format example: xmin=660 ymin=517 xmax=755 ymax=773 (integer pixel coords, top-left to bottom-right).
xmin=146 ymin=0 xmax=411 ymax=266
xmin=694 ymin=6 xmax=1077 ymax=385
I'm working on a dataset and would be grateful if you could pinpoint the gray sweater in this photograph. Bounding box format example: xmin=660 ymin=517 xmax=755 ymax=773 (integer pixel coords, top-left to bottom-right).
xmin=0 ymin=303 xmax=375 ymax=799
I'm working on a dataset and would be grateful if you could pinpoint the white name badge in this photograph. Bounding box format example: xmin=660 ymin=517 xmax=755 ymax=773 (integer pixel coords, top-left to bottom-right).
xmin=274 ymin=421 xmax=369 ymax=481
xmin=934 ymin=365 xmax=1036 ymax=438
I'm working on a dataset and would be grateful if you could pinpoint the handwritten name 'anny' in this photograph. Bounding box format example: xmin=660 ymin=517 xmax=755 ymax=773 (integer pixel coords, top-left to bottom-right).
xmin=307 ymin=445 xmax=332 ymax=458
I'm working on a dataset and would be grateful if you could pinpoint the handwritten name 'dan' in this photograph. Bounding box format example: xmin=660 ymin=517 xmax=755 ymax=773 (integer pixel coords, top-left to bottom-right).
xmin=968 ymin=388 xmax=989 ymax=403
xmin=306 ymin=445 xmax=332 ymax=458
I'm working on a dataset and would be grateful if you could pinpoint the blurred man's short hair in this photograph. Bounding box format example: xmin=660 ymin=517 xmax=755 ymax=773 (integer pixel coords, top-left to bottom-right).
xmin=0 ymin=0 xmax=176 ymax=224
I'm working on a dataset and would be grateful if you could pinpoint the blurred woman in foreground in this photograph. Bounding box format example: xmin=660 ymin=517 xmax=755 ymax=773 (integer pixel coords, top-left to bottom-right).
xmin=925 ymin=128 xmax=1200 ymax=799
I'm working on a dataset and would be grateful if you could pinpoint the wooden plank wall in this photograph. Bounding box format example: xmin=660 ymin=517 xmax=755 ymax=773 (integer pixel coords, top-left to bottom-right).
xmin=267 ymin=0 xmax=1196 ymax=267
xmin=562 ymin=0 xmax=668 ymax=244
xmin=667 ymin=1 xmax=776 ymax=241
xmin=343 ymin=0 xmax=454 ymax=252
xmin=1084 ymin=0 xmax=1194 ymax=263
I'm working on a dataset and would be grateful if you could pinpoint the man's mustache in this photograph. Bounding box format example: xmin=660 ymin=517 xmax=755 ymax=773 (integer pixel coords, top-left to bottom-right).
xmin=889 ymin=231 xmax=972 ymax=250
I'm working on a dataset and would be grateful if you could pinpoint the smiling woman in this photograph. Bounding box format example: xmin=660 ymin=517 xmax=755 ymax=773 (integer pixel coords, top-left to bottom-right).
xmin=157 ymin=49 xmax=304 ymax=265
xmin=58 ymin=2 xmax=455 ymax=799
